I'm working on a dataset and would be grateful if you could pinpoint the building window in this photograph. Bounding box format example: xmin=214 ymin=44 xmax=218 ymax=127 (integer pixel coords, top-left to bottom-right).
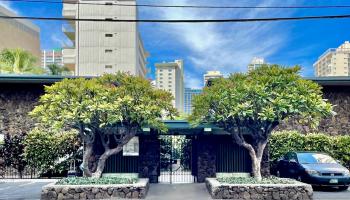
xmin=123 ymin=137 xmax=139 ymax=156
xmin=169 ymin=81 xmax=172 ymax=83
xmin=168 ymin=85 xmax=172 ymax=88
xmin=168 ymin=89 xmax=171 ymax=91
xmin=159 ymin=81 xmax=163 ymax=83
xmin=105 ymin=33 xmax=113 ymax=37
xmin=159 ymin=69 xmax=163 ymax=72
xmin=105 ymin=49 xmax=113 ymax=53
xmin=105 ymin=65 xmax=113 ymax=69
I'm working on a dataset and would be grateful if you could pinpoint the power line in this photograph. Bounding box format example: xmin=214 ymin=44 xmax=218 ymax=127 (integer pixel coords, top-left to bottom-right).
xmin=0 ymin=14 xmax=350 ymax=23
xmin=1 ymin=0 xmax=350 ymax=9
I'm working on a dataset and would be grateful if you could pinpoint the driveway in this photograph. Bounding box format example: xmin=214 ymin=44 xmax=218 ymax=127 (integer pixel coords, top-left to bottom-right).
xmin=0 ymin=180 xmax=349 ymax=199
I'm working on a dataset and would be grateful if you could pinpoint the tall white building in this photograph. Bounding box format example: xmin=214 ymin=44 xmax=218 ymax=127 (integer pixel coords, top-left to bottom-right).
xmin=41 ymin=49 xmax=64 ymax=69
xmin=248 ymin=57 xmax=265 ymax=71
xmin=314 ymin=41 xmax=350 ymax=77
xmin=62 ymin=0 xmax=148 ymax=77
xmin=155 ymin=60 xmax=184 ymax=112
xmin=203 ymin=71 xmax=223 ymax=86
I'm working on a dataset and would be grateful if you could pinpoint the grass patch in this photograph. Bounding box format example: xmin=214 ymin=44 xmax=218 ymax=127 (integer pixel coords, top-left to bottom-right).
xmin=56 ymin=176 xmax=138 ymax=185
xmin=217 ymin=176 xmax=297 ymax=184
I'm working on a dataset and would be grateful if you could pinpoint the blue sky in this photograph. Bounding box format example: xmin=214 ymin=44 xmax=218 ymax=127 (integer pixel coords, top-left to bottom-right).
xmin=1 ymin=0 xmax=350 ymax=88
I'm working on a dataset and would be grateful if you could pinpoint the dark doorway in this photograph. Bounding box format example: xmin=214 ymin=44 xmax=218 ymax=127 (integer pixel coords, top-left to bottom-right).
xmin=159 ymin=135 xmax=195 ymax=183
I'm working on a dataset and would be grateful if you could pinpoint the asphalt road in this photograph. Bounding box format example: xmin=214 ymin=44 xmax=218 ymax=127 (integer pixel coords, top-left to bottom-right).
xmin=0 ymin=180 xmax=349 ymax=200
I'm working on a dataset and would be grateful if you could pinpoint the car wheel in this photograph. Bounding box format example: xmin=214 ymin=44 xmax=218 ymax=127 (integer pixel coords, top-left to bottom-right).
xmin=276 ymin=170 xmax=281 ymax=177
xmin=338 ymin=186 xmax=349 ymax=191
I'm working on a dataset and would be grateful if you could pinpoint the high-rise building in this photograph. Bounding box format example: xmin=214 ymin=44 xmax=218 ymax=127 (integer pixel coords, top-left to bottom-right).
xmin=62 ymin=0 xmax=149 ymax=77
xmin=41 ymin=49 xmax=64 ymax=69
xmin=314 ymin=41 xmax=350 ymax=77
xmin=203 ymin=71 xmax=223 ymax=86
xmin=248 ymin=57 xmax=265 ymax=72
xmin=155 ymin=60 xmax=184 ymax=112
xmin=184 ymin=88 xmax=202 ymax=114
xmin=0 ymin=5 xmax=40 ymax=60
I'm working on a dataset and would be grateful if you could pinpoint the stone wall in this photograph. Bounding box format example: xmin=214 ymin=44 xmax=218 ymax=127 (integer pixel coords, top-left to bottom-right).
xmin=206 ymin=178 xmax=313 ymax=200
xmin=195 ymin=136 xmax=217 ymax=183
xmin=279 ymin=85 xmax=350 ymax=135
xmin=138 ymin=136 xmax=160 ymax=183
xmin=41 ymin=178 xmax=149 ymax=200
xmin=0 ymin=83 xmax=44 ymax=136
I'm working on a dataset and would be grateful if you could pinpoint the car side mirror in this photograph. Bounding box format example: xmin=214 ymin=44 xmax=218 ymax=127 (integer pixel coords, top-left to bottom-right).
xmin=289 ymin=159 xmax=297 ymax=163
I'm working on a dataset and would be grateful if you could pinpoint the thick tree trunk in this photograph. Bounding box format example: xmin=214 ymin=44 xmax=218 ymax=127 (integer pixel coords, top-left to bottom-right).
xmin=91 ymin=146 xmax=123 ymax=178
xmin=82 ymin=143 xmax=93 ymax=177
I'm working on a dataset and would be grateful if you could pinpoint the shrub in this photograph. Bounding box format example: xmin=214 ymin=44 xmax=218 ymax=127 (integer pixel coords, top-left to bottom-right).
xmin=2 ymin=133 xmax=27 ymax=178
xmin=24 ymin=129 xmax=81 ymax=175
xmin=217 ymin=177 xmax=296 ymax=184
xmin=56 ymin=176 xmax=138 ymax=185
xmin=270 ymin=131 xmax=350 ymax=168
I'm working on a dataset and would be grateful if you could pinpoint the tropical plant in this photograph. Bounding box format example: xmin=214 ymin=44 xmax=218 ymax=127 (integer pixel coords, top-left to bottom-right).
xmin=0 ymin=48 xmax=44 ymax=74
xmin=2 ymin=133 xmax=27 ymax=178
xmin=190 ymin=65 xmax=334 ymax=181
xmin=30 ymin=73 xmax=177 ymax=178
xmin=24 ymin=128 xmax=81 ymax=174
xmin=47 ymin=64 xmax=71 ymax=75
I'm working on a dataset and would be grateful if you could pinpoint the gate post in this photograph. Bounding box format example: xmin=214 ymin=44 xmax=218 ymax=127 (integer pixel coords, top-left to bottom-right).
xmin=138 ymin=135 xmax=160 ymax=183
xmin=195 ymin=135 xmax=216 ymax=183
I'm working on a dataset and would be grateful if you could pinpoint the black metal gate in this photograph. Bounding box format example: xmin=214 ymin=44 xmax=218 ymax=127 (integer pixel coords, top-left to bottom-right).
xmin=159 ymin=135 xmax=195 ymax=184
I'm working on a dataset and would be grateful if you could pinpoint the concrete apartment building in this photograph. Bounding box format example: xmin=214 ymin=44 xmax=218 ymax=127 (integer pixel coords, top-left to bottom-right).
xmin=41 ymin=49 xmax=64 ymax=69
xmin=155 ymin=60 xmax=184 ymax=112
xmin=203 ymin=71 xmax=223 ymax=86
xmin=0 ymin=5 xmax=40 ymax=60
xmin=184 ymin=88 xmax=202 ymax=114
xmin=248 ymin=57 xmax=265 ymax=72
xmin=62 ymin=0 xmax=148 ymax=77
xmin=314 ymin=41 xmax=350 ymax=77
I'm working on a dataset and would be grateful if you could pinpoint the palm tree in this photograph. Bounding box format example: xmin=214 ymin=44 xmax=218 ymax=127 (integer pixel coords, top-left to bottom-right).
xmin=0 ymin=48 xmax=44 ymax=74
xmin=46 ymin=64 xmax=71 ymax=75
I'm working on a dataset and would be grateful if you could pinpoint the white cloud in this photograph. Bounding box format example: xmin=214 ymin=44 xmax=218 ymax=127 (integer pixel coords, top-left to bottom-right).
xmin=0 ymin=2 xmax=20 ymax=15
xmin=140 ymin=0 xmax=302 ymax=88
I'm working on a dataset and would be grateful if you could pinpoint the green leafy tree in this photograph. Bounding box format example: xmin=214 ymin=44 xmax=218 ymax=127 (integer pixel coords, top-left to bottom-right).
xmin=30 ymin=73 xmax=176 ymax=178
xmin=0 ymin=48 xmax=44 ymax=74
xmin=24 ymin=129 xmax=81 ymax=174
xmin=47 ymin=64 xmax=71 ymax=75
xmin=2 ymin=133 xmax=27 ymax=178
xmin=190 ymin=65 xmax=334 ymax=181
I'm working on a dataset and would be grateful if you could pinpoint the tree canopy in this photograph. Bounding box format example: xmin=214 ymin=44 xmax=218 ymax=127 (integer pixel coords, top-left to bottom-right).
xmin=190 ymin=65 xmax=334 ymax=180
xmin=30 ymin=73 xmax=177 ymax=177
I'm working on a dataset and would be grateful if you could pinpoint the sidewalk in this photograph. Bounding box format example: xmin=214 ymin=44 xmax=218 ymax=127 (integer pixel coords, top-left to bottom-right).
xmin=146 ymin=183 xmax=212 ymax=200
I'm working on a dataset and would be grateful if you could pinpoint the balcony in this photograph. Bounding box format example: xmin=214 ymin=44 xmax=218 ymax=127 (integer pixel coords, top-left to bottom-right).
xmin=62 ymin=48 xmax=76 ymax=65
xmin=62 ymin=3 xmax=77 ymax=20
xmin=62 ymin=24 xmax=75 ymax=41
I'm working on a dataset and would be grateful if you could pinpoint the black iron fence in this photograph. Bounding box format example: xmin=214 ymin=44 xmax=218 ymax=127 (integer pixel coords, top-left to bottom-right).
xmin=0 ymin=166 xmax=39 ymax=179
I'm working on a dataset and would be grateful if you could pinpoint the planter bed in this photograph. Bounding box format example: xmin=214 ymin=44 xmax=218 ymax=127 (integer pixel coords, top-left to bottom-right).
xmin=206 ymin=177 xmax=313 ymax=200
xmin=41 ymin=178 xmax=149 ymax=200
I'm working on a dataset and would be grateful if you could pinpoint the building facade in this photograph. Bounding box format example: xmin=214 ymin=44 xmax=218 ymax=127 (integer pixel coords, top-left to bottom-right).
xmin=203 ymin=71 xmax=223 ymax=86
xmin=248 ymin=57 xmax=265 ymax=72
xmin=155 ymin=60 xmax=184 ymax=112
xmin=184 ymin=88 xmax=202 ymax=114
xmin=0 ymin=5 xmax=40 ymax=60
xmin=62 ymin=0 xmax=148 ymax=77
xmin=41 ymin=49 xmax=64 ymax=69
xmin=314 ymin=41 xmax=350 ymax=77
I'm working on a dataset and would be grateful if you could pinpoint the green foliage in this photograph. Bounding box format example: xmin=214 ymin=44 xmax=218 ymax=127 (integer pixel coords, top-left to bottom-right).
xmin=217 ymin=176 xmax=296 ymax=184
xmin=56 ymin=176 xmax=138 ymax=185
xmin=46 ymin=64 xmax=71 ymax=75
xmin=190 ymin=65 xmax=334 ymax=128
xmin=30 ymin=73 xmax=176 ymax=132
xmin=270 ymin=131 xmax=350 ymax=168
xmin=24 ymin=129 xmax=81 ymax=174
xmin=2 ymin=133 xmax=27 ymax=177
xmin=0 ymin=48 xmax=44 ymax=74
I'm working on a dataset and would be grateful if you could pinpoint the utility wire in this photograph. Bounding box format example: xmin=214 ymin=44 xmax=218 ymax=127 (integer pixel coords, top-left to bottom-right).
xmin=1 ymin=0 xmax=350 ymax=9
xmin=1 ymin=14 xmax=350 ymax=23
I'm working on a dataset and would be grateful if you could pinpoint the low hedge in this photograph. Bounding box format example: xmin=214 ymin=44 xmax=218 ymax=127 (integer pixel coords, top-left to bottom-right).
xmin=56 ymin=176 xmax=138 ymax=185
xmin=270 ymin=131 xmax=350 ymax=168
xmin=217 ymin=176 xmax=296 ymax=184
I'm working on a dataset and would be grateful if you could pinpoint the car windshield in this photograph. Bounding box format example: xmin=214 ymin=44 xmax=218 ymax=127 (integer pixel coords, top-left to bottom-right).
xmin=297 ymin=153 xmax=337 ymax=164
